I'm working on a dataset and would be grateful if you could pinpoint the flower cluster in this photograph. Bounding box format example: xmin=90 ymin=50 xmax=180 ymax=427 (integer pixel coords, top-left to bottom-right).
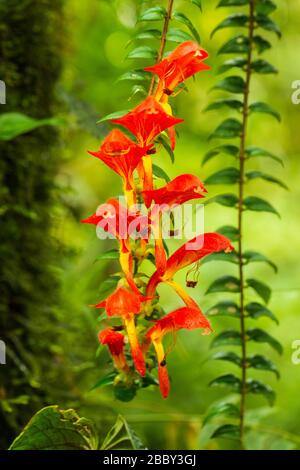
xmin=82 ymin=41 xmax=233 ymax=398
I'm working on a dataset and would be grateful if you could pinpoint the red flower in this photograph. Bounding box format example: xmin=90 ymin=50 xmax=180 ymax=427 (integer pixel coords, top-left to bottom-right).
xmin=146 ymin=306 xmax=211 ymax=398
xmin=145 ymin=41 xmax=210 ymax=99
xmin=111 ymin=96 xmax=183 ymax=148
xmin=143 ymin=174 xmax=207 ymax=207
xmin=143 ymin=174 xmax=207 ymax=276
xmin=146 ymin=233 xmax=234 ymax=298
xmin=88 ymin=129 xmax=146 ymax=206
xmin=99 ymin=328 xmax=128 ymax=371
xmin=81 ymin=199 xmax=148 ymax=292
xmin=95 ymin=287 xmax=146 ymax=376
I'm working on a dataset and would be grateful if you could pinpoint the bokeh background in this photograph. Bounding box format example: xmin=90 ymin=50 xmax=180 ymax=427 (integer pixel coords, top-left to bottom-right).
xmin=1 ymin=0 xmax=300 ymax=450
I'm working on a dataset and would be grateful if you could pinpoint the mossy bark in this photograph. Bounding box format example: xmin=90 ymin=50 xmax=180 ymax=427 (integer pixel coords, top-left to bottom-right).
xmin=0 ymin=0 xmax=65 ymax=447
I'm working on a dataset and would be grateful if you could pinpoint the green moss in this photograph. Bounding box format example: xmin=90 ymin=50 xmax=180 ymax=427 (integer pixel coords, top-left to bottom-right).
xmin=0 ymin=0 xmax=65 ymax=447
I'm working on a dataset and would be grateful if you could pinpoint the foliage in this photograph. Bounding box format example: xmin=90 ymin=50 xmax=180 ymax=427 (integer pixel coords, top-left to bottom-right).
xmin=9 ymin=406 xmax=143 ymax=450
xmin=202 ymin=0 xmax=284 ymax=448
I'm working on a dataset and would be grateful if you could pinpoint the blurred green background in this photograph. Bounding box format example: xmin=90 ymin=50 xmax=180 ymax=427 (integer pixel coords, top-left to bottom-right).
xmin=1 ymin=0 xmax=300 ymax=450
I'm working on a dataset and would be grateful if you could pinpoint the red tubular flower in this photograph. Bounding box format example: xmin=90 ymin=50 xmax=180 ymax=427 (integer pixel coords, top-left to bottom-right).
xmin=95 ymin=287 xmax=146 ymax=376
xmin=99 ymin=328 xmax=128 ymax=371
xmin=81 ymin=199 xmax=148 ymax=293
xmin=143 ymin=174 xmax=207 ymax=276
xmin=88 ymin=129 xmax=147 ymax=206
xmin=111 ymin=96 xmax=184 ymax=148
xmin=143 ymin=173 xmax=207 ymax=207
xmin=146 ymin=306 xmax=211 ymax=398
xmin=146 ymin=233 xmax=234 ymax=298
xmin=145 ymin=41 xmax=210 ymax=100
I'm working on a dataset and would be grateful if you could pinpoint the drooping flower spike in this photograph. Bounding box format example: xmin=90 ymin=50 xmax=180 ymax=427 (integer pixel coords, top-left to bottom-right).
xmin=95 ymin=287 xmax=147 ymax=376
xmin=88 ymin=129 xmax=147 ymax=206
xmin=146 ymin=306 xmax=211 ymax=398
xmin=99 ymin=328 xmax=128 ymax=372
xmin=82 ymin=40 xmax=235 ymax=399
xmin=146 ymin=41 xmax=210 ymax=102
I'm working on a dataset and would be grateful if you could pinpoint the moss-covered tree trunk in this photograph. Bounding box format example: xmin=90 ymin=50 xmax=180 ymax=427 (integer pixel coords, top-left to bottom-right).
xmin=0 ymin=0 xmax=65 ymax=447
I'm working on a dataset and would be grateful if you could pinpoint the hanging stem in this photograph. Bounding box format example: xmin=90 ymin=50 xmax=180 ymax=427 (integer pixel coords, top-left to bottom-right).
xmin=148 ymin=0 xmax=174 ymax=95
xmin=238 ymin=0 xmax=255 ymax=446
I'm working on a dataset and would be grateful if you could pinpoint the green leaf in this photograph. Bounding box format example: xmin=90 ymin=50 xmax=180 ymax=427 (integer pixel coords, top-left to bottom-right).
xmin=202 ymin=145 xmax=238 ymax=166
xmin=206 ymin=300 xmax=240 ymax=318
xmin=251 ymin=59 xmax=278 ymax=74
xmin=211 ymin=424 xmax=241 ymax=440
xmin=254 ymin=35 xmax=271 ymax=54
xmin=133 ymin=29 xmax=161 ymax=41
xmin=101 ymin=415 xmax=144 ymax=450
xmin=211 ymin=14 xmax=249 ymax=38
xmin=127 ymin=46 xmax=157 ymax=60
xmin=213 ymin=76 xmax=245 ymax=94
xmin=114 ymin=383 xmax=137 ymax=402
xmin=209 ymin=118 xmax=242 ymax=140
xmin=246 ymin=379 xmax=276 ymax=405
xmin=243 ymin=250 xmax=278 ymax=272
xmin=218 ymin=58 xmax=247 ymax=74
xmin=0 ymin=112 xmax=62 ymax=141
xmin=191 ymin=0 xmax=202 ymax=11
xmin=203 ymin=402 xmax=239 ymax=426
xmin=97 ymin=109 xmax=130 ymax=124
xmin=152 ymin=164 xmax=171 ymax=182
xmin=206 ymin=275 xmax=241 ymax=295
xmin=247 ymin=354 xmax=280 ymax=379
xmin=9 ymin=406 xmax=98 ymax=450
xmin=138 ymin=7 xmax=166 ymax=22
xmin=118 ymin=70 xmax=151 ymax=82
xmin=90 ymin=371 xmax=117 ymax=391
xmin=173 ymin=11 xmax=200 ymax=42
xmin=209 ymin=374 xmax=241 ymax=391
xmin=218 ymin=0 xmax=249 ymax=6
xmin=201 ymin=251 xmax=239 ymax=265
xmin=96 ymin=249 xmax=119 ymax=261
xmin=217 ymin=225 xmax=240 ymax=241
xmin=247 ymin=328 xmax=283 ymax=355
xmin=245 ymin=302 xmax=278 ymax=324
xmin=99 ymin=276 xmax=120 ymax=296
xmin=249 ymin=101 xmax=281 ymax=121
xmin=156 ymin=134 xmax=175 ymax=163
xmin=129 ymin=84 xmax=147 ymax=100
xmin=167 ymin=28 xmax=193 ymax=43
xmin=210 ymin=330 xmax=242 ymax=348
xmin=205 ymin=167 xmax=240 ymax=185
xmin=206 ymin=193 xmax=239 ymax=208
xmin=205 ymin=99 xmax=243 ymax=112
xmin=246 ymin=278 xmax=271 ymax=304
xmin=256 ymin=0 xmax=277 ymax=16
xmin=256 ymin=15 xmax=281 ymax=38
xmin=218 ymin=35 xmax=250 ymax=55
xmin=245 ymin=145 xmax=283 ymax=166
xmin=211 ymin=351 xmax=242 ymax=367
xmin=243 ymin=196 xmax=280 ymax=217
xmin=246 ymin=170 xmax=287 ymax=190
